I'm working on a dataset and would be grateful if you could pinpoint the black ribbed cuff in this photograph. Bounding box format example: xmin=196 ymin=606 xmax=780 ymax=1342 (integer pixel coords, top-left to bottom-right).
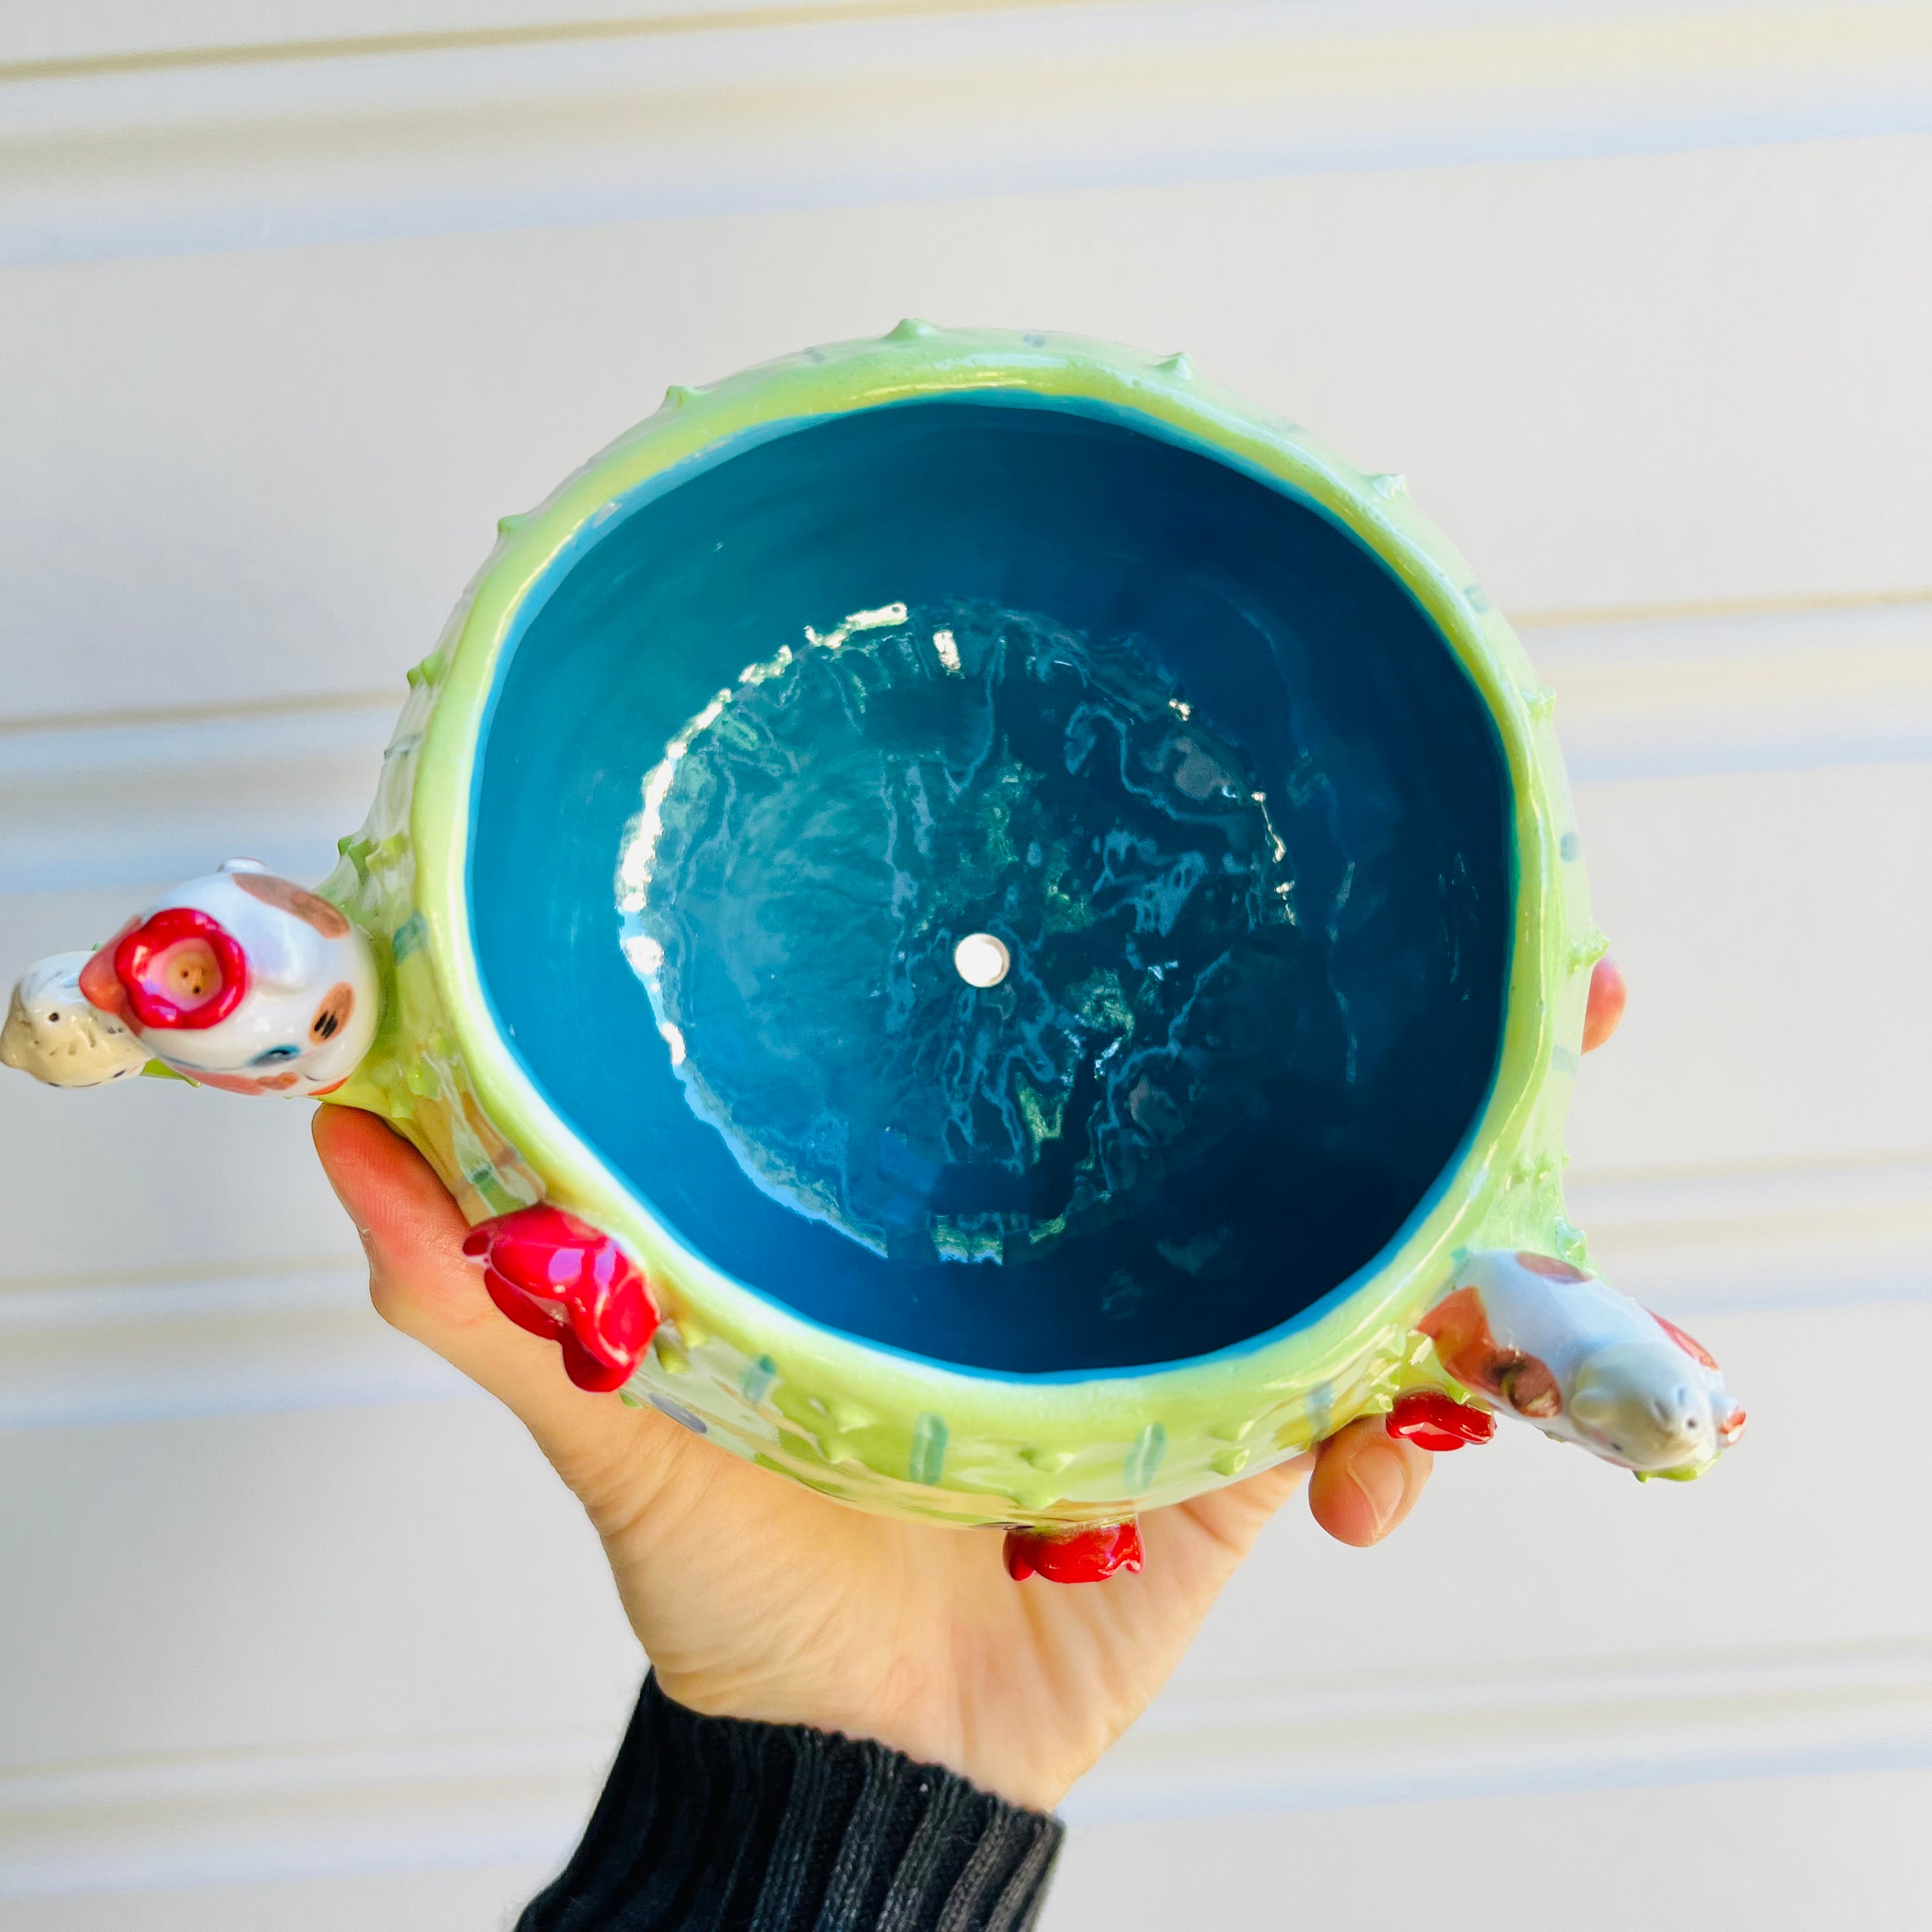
xmin=518 ymin=1674 xmax=1064 ymax=1932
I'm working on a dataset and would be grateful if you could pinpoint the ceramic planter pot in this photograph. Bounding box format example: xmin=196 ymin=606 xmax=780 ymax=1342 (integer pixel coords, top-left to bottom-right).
xmin=3 ymin=326 xmax=1743 ymax=1578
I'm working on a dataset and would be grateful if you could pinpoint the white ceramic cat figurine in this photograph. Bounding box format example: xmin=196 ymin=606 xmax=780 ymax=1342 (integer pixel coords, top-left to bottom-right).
xmin=1420 ymin=1248 xmax=1746 ymax=1478
xmin=2 ymin=859 xmax=379 ymax=1098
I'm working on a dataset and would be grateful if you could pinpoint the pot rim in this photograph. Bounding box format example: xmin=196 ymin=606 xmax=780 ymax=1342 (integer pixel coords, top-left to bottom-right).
xmin=408 ymin=323 xmax=1591 ymax=1508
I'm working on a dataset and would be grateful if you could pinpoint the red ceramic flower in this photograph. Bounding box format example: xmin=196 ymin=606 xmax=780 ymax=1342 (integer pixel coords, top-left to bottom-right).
xmin=82 ymin=907 xmax=249 ymax=1031
xmin=461 ymin=1203 xmax=659 ymax=1393
xmin=1386 ymin=1387 xmax=1497 ymax=1451
xmin=1003 ymin=1519 xmax=1144 ymax=1584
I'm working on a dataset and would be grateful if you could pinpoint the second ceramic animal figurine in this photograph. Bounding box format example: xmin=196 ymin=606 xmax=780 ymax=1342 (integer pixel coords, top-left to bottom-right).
xmin=1414 ymin=1250 xmax=1745 ymax=1476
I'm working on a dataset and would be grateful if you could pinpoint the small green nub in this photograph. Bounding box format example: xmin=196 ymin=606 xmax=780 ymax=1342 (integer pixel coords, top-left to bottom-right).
xmin=1570 ymin=928 xmax=1611 ymax=972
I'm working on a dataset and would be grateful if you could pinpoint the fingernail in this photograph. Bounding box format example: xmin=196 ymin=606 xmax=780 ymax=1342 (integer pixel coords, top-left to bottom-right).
xmin=1347 ymin=1439 xmax=1409 ymax=1538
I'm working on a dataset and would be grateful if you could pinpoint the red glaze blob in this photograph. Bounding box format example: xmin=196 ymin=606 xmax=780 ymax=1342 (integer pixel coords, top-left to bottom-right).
xmin=1514 ymin=1249 xmax=1591 ymax=1282
xmin=1583 ymin=955 xmax=1627 ymax=1052
xmin=78 ymin=919 xmax=141 ymax=1023
xmin=1003 ymin=1519 xmax=1144 ymax=1584
xmin=462 ymin=1203 xmax=659 ymax=1392
xmin=1650 ymin=1308 xmax=1719 ymax=1370
xmin=109 ymin=907 xmax=249 ymax=1031
xmin=1386 ymin=1388 xmax=1497 ymax=1452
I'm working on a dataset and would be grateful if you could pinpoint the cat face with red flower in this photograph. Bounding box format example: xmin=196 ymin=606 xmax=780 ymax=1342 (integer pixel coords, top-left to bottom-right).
xmin=37 ymin=859 xmax=384 ymax=1097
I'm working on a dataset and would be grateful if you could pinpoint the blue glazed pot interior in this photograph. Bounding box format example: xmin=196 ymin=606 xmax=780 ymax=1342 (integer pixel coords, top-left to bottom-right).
xmin=470 ymin=397 xmax=1510 ymax=1374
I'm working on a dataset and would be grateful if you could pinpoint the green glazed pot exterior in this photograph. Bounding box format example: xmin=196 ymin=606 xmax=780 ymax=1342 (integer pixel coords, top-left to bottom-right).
xmin=322 ymin=323 xmax=1602 ymax=1530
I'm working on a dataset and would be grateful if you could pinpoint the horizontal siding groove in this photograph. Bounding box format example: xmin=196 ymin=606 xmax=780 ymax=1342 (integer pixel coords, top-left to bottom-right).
xmin=0 ymin=1723 xmax=617 ymax=1897
xmin=1072 ymin=1634 xmax=1932 ymax=1823
xmin=4 ymin=1639 xmax=1927 ymax=1892
xmin=3 ymin=0 xmax=1114 ymax=87
xmin=0 ymin=1158 xmax=1919 ymax=1429
xmin=1571 ymin=1155 xmax=1932 ymax=1314
xmin=1526 ymin=597 xmax=1932 ymax=781
xmin=0 ymin=1250 xmax=363 ymax=1300
xmin=0 ymin=1266 xmax=475 ymax=1429
xmin=1569 ymin=1148 xmax=1932 ymax=1199
xmin=6 ymin=4 xmax=1930 ymax=266
xmin=4 ymin=588 xmax=1926 ymax=742
xmin=4 ymin=599 xmax=1925 ymax=895
xmin=1510 ymin=584 xmax=1932 ymax=630
xmin=0 ymin=598 xmax=1923 ymax=745
xmin=0 ymin=688 xmax=402 ymax=741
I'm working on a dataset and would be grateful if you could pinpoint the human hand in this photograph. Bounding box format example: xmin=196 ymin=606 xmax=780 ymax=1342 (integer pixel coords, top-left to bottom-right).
xmin=311 ymin=959 xmax=1626 ymax=1811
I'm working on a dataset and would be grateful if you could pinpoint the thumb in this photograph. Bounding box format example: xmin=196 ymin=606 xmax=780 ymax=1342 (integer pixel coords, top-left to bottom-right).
xmin=1162 ymin=1413 xmax=1433 ymax=1578
xmin=311 ymin=1105 xmax=671 ymax=1496
xmin=1305 ymin=1414 xmax=1434 ymax=1547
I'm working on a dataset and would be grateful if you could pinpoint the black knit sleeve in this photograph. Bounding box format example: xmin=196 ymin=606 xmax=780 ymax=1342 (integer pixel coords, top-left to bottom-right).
xmin=517 ymin=1674 xmax=1065 ymax=1932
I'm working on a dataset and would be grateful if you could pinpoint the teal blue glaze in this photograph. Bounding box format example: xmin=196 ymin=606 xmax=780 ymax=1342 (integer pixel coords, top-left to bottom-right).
xmin=469 ymin=396 xmax=1511 ymax=1377
xmin=1307 ymin=1379 xmax=1335 ymax=1439
xmin=391 ymin=913 xmax=428 ymax=963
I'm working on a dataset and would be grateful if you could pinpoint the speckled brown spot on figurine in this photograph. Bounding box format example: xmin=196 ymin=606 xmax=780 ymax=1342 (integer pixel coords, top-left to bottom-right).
xmin=4 ymin=328 xmax=1745 ymax=1574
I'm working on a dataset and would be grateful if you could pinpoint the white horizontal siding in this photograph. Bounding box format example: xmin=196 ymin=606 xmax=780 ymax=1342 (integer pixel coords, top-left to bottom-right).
xmin=6 ymin=3 xmax=1932 ymax=266
xmin=1 ymin=1302 xmax=1925 ymax=1910
xmin=1 ymin=3 xmax=1928 ymax=1924
xmin=4 ymin=134 xmax=1929 ymax=726
xmin=1054 ymin=1768 xmax=1932 ymax=1932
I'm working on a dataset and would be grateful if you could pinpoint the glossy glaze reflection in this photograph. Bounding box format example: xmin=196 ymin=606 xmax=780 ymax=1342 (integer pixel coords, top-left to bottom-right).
xmin=620 ymin=599 xmax=1305 ymax=1267
xmin=471 ymin=398 xmax=1511 ymax=1372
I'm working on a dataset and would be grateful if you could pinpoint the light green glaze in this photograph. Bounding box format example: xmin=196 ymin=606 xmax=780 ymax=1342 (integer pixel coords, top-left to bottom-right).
xmin=323 ymin=324 xmax=1600 ymax=1530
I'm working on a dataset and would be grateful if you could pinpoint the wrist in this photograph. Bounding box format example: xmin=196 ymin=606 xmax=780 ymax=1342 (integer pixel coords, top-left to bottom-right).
xmin=651 ymin=1668 xmax=1080 ymax=1814
xmin=521 ymin=1675 xmax=1064 ymax=1931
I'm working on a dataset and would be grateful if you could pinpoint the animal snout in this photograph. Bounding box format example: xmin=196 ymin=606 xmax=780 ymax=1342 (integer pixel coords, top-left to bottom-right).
xmin=1650 ymin=1383 xmax=1704 ymax=1435
xmin=1568 ymin=1343 xmax=1721 ymax=1470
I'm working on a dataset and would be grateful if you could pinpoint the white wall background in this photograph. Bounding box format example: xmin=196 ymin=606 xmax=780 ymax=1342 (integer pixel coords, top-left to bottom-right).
xmin=3 ymin=4 xmax=1930 ymax=1926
